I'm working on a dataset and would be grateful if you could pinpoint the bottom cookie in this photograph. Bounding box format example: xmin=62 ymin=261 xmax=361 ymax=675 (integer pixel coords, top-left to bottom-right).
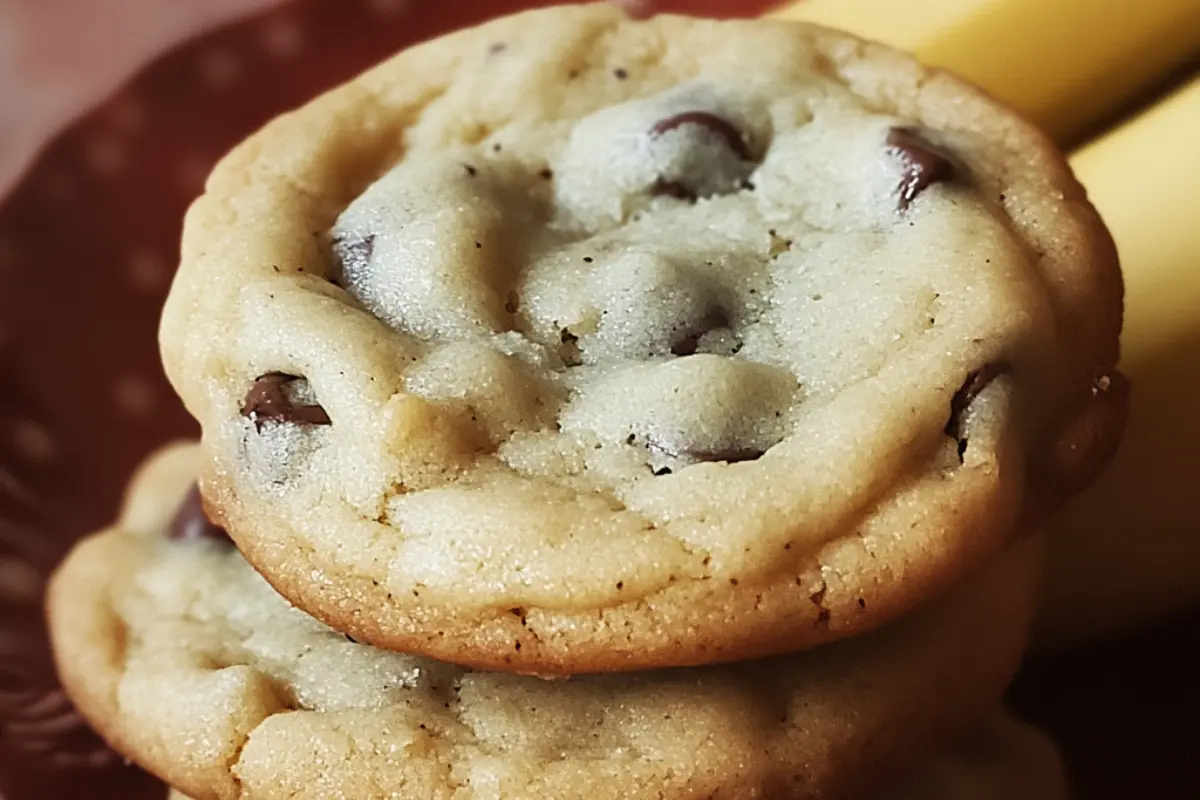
xmin=881 ymin=709 xmax=1067 ymax=800
xmin=165 ymin=709 xmax=1066 ymax=800
xmin=51 ymin=443 xmax=1039 ymax=800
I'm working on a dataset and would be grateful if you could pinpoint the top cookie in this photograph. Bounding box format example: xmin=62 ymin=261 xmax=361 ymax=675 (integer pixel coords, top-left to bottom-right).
xmin=161 ymin=3 xmax=1125 ymax=673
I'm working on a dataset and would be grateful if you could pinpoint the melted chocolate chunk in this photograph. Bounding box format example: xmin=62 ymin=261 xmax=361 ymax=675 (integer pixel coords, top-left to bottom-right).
xmin=168 ymin=484 xmax=230 ymax=543
xmin=650 ymin=112 xmax=751 ymax=161
xmin=241 ymin=373 xmax=332 ymax=428
xmin=886 ymin=127 xmax=958 ymax=210
xmin=945 ymin=362 xmax=1008 ymax=444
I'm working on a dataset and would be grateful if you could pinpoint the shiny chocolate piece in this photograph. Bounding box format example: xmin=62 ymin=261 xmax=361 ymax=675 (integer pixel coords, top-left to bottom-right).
xmin=649 ymin=112 xmax=751 ymax=161
xmin=167 ymin=484 xmax=229 ymax=543
xmin=886 ymin=127 xmax=958 ymax=210
xmin=241 ymin=373 xmax=331 ymax=428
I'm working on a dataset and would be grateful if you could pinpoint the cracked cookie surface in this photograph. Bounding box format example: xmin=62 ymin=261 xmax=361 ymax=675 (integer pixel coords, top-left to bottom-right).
xmin=51 ymin=443 xmax=1038 ymax=800
xmin=160 ymin=4 xmax=1125 ymax=672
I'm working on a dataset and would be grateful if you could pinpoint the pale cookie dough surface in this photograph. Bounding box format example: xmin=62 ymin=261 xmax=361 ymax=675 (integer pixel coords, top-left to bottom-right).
xmin=164 ymin=710 xmax=1067 ymax=799
xmin=160 ymin=3 xmax=1124 ymax=672
xmin=53 ymin=443 xmax=1039 ymax=800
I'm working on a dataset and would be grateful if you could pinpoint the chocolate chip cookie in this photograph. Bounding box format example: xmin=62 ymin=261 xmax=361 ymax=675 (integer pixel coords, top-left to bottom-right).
xmin=160 ymin=4 xmax=1125 ymax=673
xmin=50 ymin=443 xmax=1040 ymax=800
xmin=165 ymin=709 xmax=1066 ymax=799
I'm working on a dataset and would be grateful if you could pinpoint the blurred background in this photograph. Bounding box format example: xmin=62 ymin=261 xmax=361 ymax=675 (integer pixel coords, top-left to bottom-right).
xmin=0 ymin=1 xmax=1196 ymax=798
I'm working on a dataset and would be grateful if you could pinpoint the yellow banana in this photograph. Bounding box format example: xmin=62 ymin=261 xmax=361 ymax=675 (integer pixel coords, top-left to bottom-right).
xmin=1033 ymin=76 xmax=1200 ymax=649
xmin=765 ymin=0 xmax=1200 ymax=144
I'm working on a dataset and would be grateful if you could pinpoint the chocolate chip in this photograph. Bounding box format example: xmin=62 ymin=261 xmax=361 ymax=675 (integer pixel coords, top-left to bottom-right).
xmin=242 ymin=373 xmax=332 ymax=428
xmin=649 ymin=112 xmax=751 ymax=161
xmin=885 ymin=127 xmax=958 ymax=210
xmin=614 ymin=67 xmax=628 ymax=80
xmin=167 ymin=484 xmax=230 ymax=543
xmin=945 ymin=362 xmax=1008 ymax=458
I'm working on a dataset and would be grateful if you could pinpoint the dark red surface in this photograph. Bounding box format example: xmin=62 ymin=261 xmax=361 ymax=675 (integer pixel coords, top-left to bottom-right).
xmin=0 ymin=0 xmax=1193 ymax=797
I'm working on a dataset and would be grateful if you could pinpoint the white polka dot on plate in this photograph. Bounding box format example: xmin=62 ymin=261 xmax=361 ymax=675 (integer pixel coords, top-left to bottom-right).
xmin=113 ymin=375 xmax=157 ymax=418
xmin=11 ymin=419 xmax=56 ymax=464
xmin=198 ymin=48 xmax=243 ymax=90
xmin=84 ymin=136 xmax=127 ymax=178
xmin=261 ymin=15 xmax=305 ymax=59
xmin=366 ymin=0 xmax=409 ymax=18
xmin=125 ymin=248 xmax=171 ymax=293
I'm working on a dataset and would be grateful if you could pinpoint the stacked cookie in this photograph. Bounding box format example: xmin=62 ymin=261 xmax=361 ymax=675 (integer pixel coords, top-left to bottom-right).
xmin=48 ymin=5 xmax=1126 ymax=798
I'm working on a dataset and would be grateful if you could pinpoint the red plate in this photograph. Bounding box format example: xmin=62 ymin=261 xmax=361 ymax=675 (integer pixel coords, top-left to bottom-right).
xmin=0 ymin=1 xmax=1193 ymax=797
